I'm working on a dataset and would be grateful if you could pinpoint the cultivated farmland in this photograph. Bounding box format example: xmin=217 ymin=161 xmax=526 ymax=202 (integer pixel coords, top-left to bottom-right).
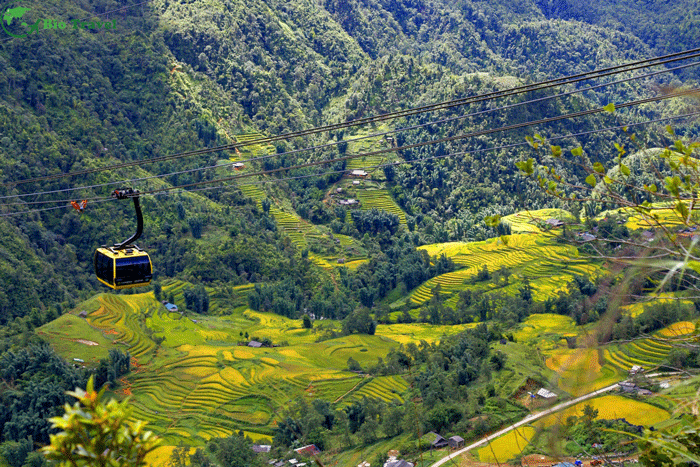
xmin=39 ymin=287 xmax=469 ymax=448
xmin=406 ymin=233 xmax=600 ymax=307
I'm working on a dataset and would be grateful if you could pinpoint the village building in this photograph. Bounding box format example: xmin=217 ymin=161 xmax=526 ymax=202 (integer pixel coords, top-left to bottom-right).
xmin=448 ymin=436 xmax=464 ymax=448
xmin=164 ymin=302 xmax=178 ymax=312
xmin=248 ymin=340 xmax=263 ymax=348
xmin=252 ymin=444 xmax=271 ymax=453
xmin=294 ymin=444 xmax=321 ymax=457
xmin=384 ymin=459 xmax=414 ymax=467
xmin=350 ymin=169 xmax=368 ymax=177
xmin=428 ymin=432 xmax=448 ymax=449
xmin=536 ymin=388 xmax=557 ymax=399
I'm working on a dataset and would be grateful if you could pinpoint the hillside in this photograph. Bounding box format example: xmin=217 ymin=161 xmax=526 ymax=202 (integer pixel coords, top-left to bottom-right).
xmin=1 ymin=0 xmax=697 ymax=315
xmin=1 ymin=0 xmax=700 ymax=465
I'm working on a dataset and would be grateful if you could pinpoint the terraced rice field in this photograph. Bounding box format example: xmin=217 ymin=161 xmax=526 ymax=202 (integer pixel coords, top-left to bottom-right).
xmin=501 ymin=208 xmax=576 ymax=233
xmin=344 ymin=375 xmax=408 ymax=404
xmin=41 ymin=292 xmax=441 ymax=448
xmin=602 ymin=322 xmax=694 ymax=373
xmin=376 ymin=322 xmax=477 ymax=344
xmin=537 ymin=394 xmax=671 ymax=427
xmin=356 ymin=188 xmax=407 ymax=224
xmin=407 ymin=234 xmax=600 ymax=306
xmin=345 ymin=127 xmax=393 ymax=174
xmin=546 ymin=347 xmax=618 ymax=396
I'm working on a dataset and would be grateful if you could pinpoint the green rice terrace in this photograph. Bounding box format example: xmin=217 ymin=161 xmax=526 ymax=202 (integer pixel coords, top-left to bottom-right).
xmin=399 ymin=231 xmax=601 ymax=310
xmin=38 ymin=284 xmax=417 ymax=447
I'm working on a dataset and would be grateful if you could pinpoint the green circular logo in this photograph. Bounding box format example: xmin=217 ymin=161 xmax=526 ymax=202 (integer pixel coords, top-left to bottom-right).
xmin=2 ymin=4 xmax=34 ymax=38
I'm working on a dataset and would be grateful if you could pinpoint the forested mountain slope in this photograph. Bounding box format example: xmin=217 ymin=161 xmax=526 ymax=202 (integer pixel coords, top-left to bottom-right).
xmin=0 ymin=0 xmax=697 ymax=319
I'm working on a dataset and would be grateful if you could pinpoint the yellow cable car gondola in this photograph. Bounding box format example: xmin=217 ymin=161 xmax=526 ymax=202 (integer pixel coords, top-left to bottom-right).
xmin=94 ymin=188 xmax=153 ymax=289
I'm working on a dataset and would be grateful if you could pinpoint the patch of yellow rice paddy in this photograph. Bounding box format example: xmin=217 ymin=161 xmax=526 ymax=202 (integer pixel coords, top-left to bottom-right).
xmin=219 ymin=367 xmax=247 ymax=385
xmin=278 ymin=348 xmax=302 ymax=358
xmin=658 ymin=321 xmax=695 ymax=337
xmin=233 ymin=349 xmax=254 ymax=359
xmin=477 ymin=426 xmax=536 ymax=463
xmin=539 ymin=395 xmax=670 ymax=427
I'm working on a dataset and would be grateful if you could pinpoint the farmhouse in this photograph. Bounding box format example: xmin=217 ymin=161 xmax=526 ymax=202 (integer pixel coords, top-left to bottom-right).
xmin=163 ymin=302 xmax=178 ymax=312
xmin=294 ymin=444 xmax=321 ymax=457
xmin=427 ymin=432 xmax=449 ymax=448
xmin=448 ymin=436 xmax=464 ymax=448
xmin=248 ymin=340 xmax=263 ymax=348
xmin=619 ymin=381 xmax=637 ymax=393
xmin=384 ymin=459 xmax=414 ymax=467
xmin=629 ymin=365 xmax=644 ymax=375
xmin=78 ymin=310 xmax=88 ymax=318
xmin=338 ymin=198 xmax=360 ymax=206
xmin=546 ymin=218 xmax=564 ymax=228
xmin=536 ymin=388 xmax=557 ymax=399
xmin=252 ymin=444 xmax=271 ymax=453
xmin=350 ymin=169 xmax=368 ymax=177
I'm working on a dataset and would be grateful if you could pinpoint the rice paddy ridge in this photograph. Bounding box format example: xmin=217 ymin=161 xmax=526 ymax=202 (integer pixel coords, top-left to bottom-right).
xmin=602 ymin=321 xmax=696 ymax=372
xmin=345 ymin=375 xmax=408 ymax=404
xmin=86 ymin=295 xmax=156 ymax=359
xmin=355 ymin=188 xmax=407 ymax=224
xmin=227 ymin=133 xmax=331 ymax=250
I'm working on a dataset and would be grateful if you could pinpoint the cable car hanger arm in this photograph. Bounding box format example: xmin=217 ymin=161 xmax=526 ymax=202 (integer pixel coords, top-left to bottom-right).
xmin=112 ymin=188 xmax=143 ymax=250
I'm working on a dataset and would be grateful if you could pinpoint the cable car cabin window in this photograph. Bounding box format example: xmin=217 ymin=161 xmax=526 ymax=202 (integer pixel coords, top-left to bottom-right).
xmin=94 ymin=251 xmax=115 ymax=286
xmin=114 ymin=255 xmax=152 ymax=287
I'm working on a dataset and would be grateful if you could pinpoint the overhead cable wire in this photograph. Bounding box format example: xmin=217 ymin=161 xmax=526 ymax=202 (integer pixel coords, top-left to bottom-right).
xmin=4 ymin=59 xmax=700 ymax=205
xmin=185 ymin=109 xmax=700 ymax=195
xmin=3 ymin=106 xmax=699 ymax=218
xmin=5 ymin=48 xmax=700 ymax=188
xmin=131 ymin=89 xmax=700 ymax=197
